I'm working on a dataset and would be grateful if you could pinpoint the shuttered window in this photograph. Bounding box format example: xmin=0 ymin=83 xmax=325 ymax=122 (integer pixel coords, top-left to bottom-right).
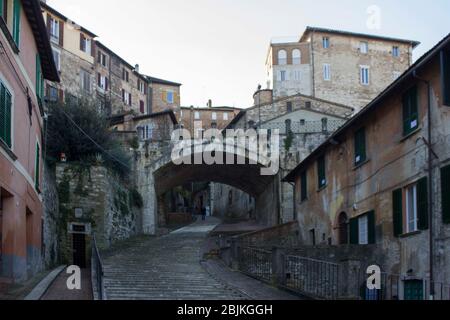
xmin=12 ymin=0 xmax=20 ymax=46
xmin=392 ymin=189 xmax=403 ymax=237
xmin=417 ymin=177 xmax=429 ymax=230
xmin=0 ymin=0 xmax=6 ymax=21
xmin=349 ymin=211 xmax=376 ymax=245
xmin=317 ymin=155 xmax=326 ymax=189
xmin=354 ymin=127 xmax=367 ymax=166
xmin=441 ymin=165 xmax=450 ymax=224
xmin=0 ymin=81 xmax=12 ymax=148
xmin=36 ymin=54 xmax=44 ymax=99
xmin=442 ymin=50 xmax=450 ymax=106
xmin=300 ymin=171 xmax=307 ymax=202
xmin=35 ymin=142 xmax=40 ymax=190
xmin=402 ymin=86 xmax=419 ymax=136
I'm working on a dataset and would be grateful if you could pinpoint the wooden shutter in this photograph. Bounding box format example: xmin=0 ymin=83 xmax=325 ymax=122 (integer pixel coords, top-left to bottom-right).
xmin=97 ymin=73 xmax=101 ymax=87
xmin=441 ymin=165 xmax=450 ymax=224
xmin=417 ymin=177 xmax=429 ymax=230
xmin=349 ymin=218 xmax=359 ymax=244
xmin=0 ymin=83 xmax=12 ymax=148
xmin=403 ymin=86 xmax=418 ymax=135
xmin=105 ymin=77 xmax=108 ymax=91
xmin=317 ymin=156 xmax=326 ymax=188
xmin=121 ymin=89 xmax=125 ymax=102
xmin=80 ymin=34 xmax=84 ymax=51
xmin=13 ymin=0 xmax=21 ymax=45
xmin=392 ymin=189 xmax=403 ymax=237
xmin=46 ymin=15 xmax=52 ymax=37
xmin=367 ymin=211 xmax=376 ymax=244
xmin=58 ymin=89 xmax=64 ymax=103
xmin=300 ymin=171 xmax=307 ymax=201
xmin=59 ymin=20 xmax=64 ymax=46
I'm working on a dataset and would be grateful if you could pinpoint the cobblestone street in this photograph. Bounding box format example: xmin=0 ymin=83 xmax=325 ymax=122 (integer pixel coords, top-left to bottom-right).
xmin=102 ymin=217 xmax=301 ymax=300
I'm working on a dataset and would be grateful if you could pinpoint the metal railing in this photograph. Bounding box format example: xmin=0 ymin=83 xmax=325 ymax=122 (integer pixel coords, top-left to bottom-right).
xmin=91 ymin=234 xmax=105 ymax=300
xmin=284 ymin=255 xmax=339 ymax=300
xmin=238 ymin=247 xmax=273 ymax=282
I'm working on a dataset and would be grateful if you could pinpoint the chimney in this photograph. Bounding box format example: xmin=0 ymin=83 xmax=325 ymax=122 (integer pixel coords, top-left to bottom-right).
xmin=207 ymin=99 xmax=212 ymax=108
xmin=135 ymin=64 xmax=140 ymax=73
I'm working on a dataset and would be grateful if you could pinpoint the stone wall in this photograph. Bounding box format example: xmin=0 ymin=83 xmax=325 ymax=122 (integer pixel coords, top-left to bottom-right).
xmin=56 ymin=164 xmax=141 ymax=262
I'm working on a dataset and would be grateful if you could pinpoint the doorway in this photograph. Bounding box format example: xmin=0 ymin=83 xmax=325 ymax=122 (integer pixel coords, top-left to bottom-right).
xmin=338 ymin=212 xmax=349 ymax=245
xmin=72 ymin=233 xmax=86 ymax=268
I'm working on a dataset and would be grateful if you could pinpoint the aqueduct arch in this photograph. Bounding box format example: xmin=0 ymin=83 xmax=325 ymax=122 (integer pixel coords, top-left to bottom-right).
xmin=136 ymin=143 xmax=280 ymax=235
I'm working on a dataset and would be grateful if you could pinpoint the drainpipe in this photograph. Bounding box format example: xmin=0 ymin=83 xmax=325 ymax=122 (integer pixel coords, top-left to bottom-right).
xmin=413 ymin=70 xmax=434 ymax=300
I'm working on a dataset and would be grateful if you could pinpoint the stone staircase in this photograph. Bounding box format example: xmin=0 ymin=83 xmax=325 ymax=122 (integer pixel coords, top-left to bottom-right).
xmin=102 ymin=219 xmax=246 ymax=300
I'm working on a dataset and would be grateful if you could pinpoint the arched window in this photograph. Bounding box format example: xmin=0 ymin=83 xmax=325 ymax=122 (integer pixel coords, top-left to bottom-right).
xmin=292 ymin=49 xmax=301 ymax=65
xmin=338 ymin=212 xmax=349 ymax=245
xmin=278 ymin=49 xmax=287 ymax=65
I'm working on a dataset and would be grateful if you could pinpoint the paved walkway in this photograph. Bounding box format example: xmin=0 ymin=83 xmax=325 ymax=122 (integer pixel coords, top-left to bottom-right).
xmin=102 ymin=217 xmax=301 ymax=300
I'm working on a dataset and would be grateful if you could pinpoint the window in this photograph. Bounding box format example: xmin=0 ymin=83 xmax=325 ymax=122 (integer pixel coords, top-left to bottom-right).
xmin=12 ymin=0 xmax=20 ymax=45
xmin=300 ymin=171 xmax=307 ymax=202
xmin=223 ymin=113 xmax=229 ymax=121
xmin=194 ymin=111 xmax=200 ymax=120
xmin=309 ymin=229 xmax=316 ymax=245
xmin=285 ymin=119 xmax=292 ymax=134
xmin=392 ymin=46 xmax=400 ymax=57
xmin=122 ymin=90 xmax=131 ymax=106
xmin=35 ymin=141 xmax=40 ymax=190
xmin=48 ymin=85 xmax=58 ymax=102
xmin=406 ymin=184 xmax=418 ymax=233
xmin=212 ymin=112 xmax=217 ymax=121
xmin=322 ymin=37 xmax=330 ymax=49
xmin=97 ymin=51 xmax=107 ymax=67
xmin=278 ymin=70 xmax=287 ymax=82
xmin=292 ymin=49 xmax=301 ymax=65
xmin=0 ymin=80 xmax=12 ymax=148
xmin=287 ymin=101 xmax=293 ymax=113
xmin=80 ymin=69 xmax=91 ymax=93
xmin=392 ymin=178 xmax=429 ymax=237
xmin=142 ymin=125 xmax=153 ymax=140
xmin=354 ymin=127 xmax=367 ymax=165
xmin=360 ymin=41 xmax=369 ymax=54
xmin=350 ymin=211 xmax=375 ymax=245
xmin=138 ymin=80 xmax=145 ymax=94
xmin=441 ymin=165 xmax=450 ymax=224
xmin=317 ymin=155 xmax=326 ymax=189
xmin=140 ymin=100 xmax=145 ymax=114
xmin=52 ymin=48 xmax=60 ymax=71
xmin=80 ymin=34 xmax=91 ymax=54
xmin=404 ymin=280 xmax=424 ymax=300
xmin=278 ymin=49 xmax=287 ymax=65
xmin=122 ymin=69 xmax=129 ymax=82
xmin=402 ymin=86 xmax=419 ymax=135
xmin=442 ymin=50 xmax=450 ymax=106
xmin=293 ymin=70 xmax=301 ymax=81
xmin=166 ymin=91 xmax=174 ymax=104
xmin=360 ymin=66 xmax=370 ymax=85
xmin=97 ymin=73 xmax=108 ymax=91
xmin=323 ymin=64 xmax=331 ymax=81
xmin=49 ymin=17 xmax=59 ymax=43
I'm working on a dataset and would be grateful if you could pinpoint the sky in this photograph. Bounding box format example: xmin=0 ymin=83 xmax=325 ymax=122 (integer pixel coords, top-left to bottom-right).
xmin=47 ymin=0 xmax=450 ymax=109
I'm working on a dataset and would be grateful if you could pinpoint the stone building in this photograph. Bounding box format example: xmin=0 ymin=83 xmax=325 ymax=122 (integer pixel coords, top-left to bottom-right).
xmin=176 ymin=101 xmax=242 ymax=135
xmin=147 ymin=76 xmax=181 ymax=114
xmin=283 ymin=33 xmax=450 ymax=300
xmin=266 ymin=26 xmax=419 ymax=110
xmin=213 ymin=94 xmax=352 ymax=223
xmin=41 ymin=1 xmax=97 ymax=104
xmin=0 ymin=0 xmax=59 ymax=282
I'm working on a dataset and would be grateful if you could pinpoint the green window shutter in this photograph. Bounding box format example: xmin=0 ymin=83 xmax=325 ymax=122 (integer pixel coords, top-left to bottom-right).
xmin=35 ymin=143 xmax=40 ymax=189
xmin=0 ymin=82 xmax=12 ymax=148
xmin=349 ymin=218 xmax=359 ymax=244
xmin=441 ymin=165 xmax=450 ymax=224
xmin=36 ymin=54 xmax=42 ymax=99
xmin=392 ymin=189 xmax=403 ymax=237
xmin=300 ymin=171 xmax=307 ymax=201
xmin=367 ymin=211 xmax=376 ymax=244
xmin=13 ymin=0 xmax=21 ymax=46
xmin=417 ymin=177 xmax=429 ymax=230
xmin=442 ymin=50 xmax=450 ymax=106
xmin=0 ymin=1 xmax=4 ymax=18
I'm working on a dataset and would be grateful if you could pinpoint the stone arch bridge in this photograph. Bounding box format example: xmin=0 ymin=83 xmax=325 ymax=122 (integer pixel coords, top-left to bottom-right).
xmin=135 ymin=140 xmax=281 ymax=234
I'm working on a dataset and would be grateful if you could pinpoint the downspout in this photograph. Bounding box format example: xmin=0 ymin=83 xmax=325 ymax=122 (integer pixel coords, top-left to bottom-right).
xmin=310 ymin=31 xmax=316 ymax=97
xmin=413 ymin=70 xmax=434 ymax=300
